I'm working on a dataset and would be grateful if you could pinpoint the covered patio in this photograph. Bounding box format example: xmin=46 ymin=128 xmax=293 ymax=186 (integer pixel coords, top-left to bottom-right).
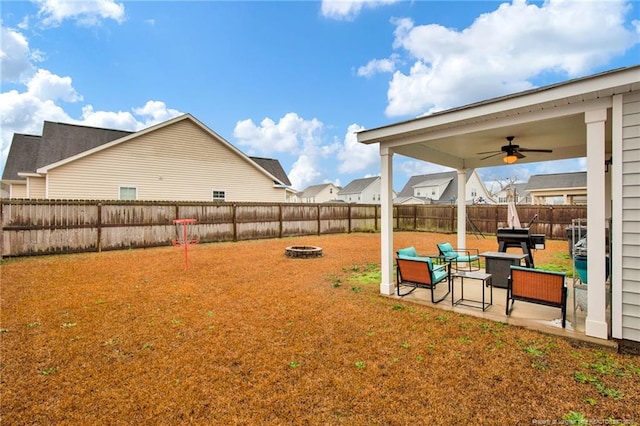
xmin=395 ymin=273 xmax=616 ymax=348
xmin=357 ymin=66 xmax=640 ymax=343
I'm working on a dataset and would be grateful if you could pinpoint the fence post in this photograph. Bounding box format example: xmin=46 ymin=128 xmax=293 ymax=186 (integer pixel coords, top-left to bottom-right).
xmin=97 ymin=203 xmax=102 ymax=252
xmin=375 ymin=204 xmax=378 ymax=231
xmin=317 ymin=204 xmax=321 ymax=235
xmin=232 ymin=203 xmax=238 ymax=242
xmin=348 ymin=205 xmax=352 ymax=233
xmin=549 ymin=206 xmax=554 ymax=239
xmin=279 ymin=204 xmax=283 ymax=238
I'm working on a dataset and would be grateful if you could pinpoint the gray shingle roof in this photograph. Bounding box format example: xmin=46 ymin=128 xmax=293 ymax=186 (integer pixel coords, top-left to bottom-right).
xmin=2 ymin=134 xmax=42 ymax=180
xmin=525 ymin=172 xmax=587 ymax=190
xmin=37 ymin=121 xmax=133 ymax=170
xmin=338 ymin=176 xmax=380 ymax=195
xmin=2 ymin=121 xmax=132 ymax=181
xmin=249 ymin=156 xmax=291 ymax=186
xmin=301 ymin=183 xmax=336 ymax=198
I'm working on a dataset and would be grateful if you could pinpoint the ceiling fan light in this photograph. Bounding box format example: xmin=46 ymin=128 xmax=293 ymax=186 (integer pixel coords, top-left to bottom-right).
xmin=503 ymin=154 xmax=518 ymax=164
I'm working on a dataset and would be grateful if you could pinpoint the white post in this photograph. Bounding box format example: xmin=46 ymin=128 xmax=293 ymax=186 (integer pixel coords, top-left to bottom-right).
xmin=611 ymin=94 xmax=623 ymax=339
xmin=585 ymin=108 xmax=608 ymax=340
xmin=457 ymin=169 xmax=467 ymax=249
xmin=379 ymin=145 xmax=395 ymax=295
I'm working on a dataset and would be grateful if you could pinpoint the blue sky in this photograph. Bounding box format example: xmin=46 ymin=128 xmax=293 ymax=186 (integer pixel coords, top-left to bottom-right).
xmin=1 ymin=0 xmax=639 ymax=194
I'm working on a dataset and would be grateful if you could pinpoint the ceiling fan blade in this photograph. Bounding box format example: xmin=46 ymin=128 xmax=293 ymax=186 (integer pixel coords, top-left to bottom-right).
xmin=515 ymin=151 xmax=526 ymax=159
xmin=476 ymin=150 xmax=501 ymax=155
xmin=479 ymin=152 xmax=503 ymax=160
xmin=518 ymin=148 xmax=553 ymax=153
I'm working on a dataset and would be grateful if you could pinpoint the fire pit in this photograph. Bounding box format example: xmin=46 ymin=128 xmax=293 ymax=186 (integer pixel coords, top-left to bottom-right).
xmin=285 ymin=246 xmax=323 ymax=259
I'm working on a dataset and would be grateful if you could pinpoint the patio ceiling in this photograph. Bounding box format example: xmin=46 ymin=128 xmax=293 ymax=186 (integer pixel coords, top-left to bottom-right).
xmin=357 ymin=67 xmax=640 ymax=170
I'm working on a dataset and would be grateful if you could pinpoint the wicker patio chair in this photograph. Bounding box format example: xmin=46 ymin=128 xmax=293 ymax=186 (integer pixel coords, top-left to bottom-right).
xmin=506 ymin=265 xmax=568 ymax=328
xmin=395 ymin=254 xmax=451 ymax=303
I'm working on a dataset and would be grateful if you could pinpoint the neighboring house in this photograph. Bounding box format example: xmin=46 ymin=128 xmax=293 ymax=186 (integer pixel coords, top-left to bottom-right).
xmin=337 ymin=176 xmax=383 ymax=204
xmin=396 ymin=170 xmax=494 ymax=205
xmin=1 ymin=114 xmax=294 ymax=202
xmin=525 ymin=172 xmax=587 ymax=205
xmin=494 ymin=183 xmax=530 ymax=204
xmin=298 ymin=183 xmax=341 ymax=203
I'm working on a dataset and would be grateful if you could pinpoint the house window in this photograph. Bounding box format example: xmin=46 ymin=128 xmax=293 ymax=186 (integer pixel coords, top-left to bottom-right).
xmin=119 ymin=186 xmax=137 ymax=200
xmin=471 ymin=188 xmax=477 ymax=197
xmin=212 ymin=190 xmax=226 ymax=202
xmin=329 ymin=188 xmax=333 ymax=194
xmin=431 ymin=189 xmax=436 ymax=196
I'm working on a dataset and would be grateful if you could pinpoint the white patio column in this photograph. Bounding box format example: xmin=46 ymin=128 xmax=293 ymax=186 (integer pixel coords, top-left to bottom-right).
xmin=457 ymin=169 xmax=467 ymax=249
xmin=585 ymin=108 xmax=608 ymax=340
xmin=380 ymin=145 xmax=395 ymax=295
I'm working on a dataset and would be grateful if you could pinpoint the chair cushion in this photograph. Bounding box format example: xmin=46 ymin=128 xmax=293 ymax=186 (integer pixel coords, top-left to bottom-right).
xmin=398 ymin=254 xmax=433 ymax=270
xmin=437 ymin=242 xmax=457 ymax=258
xmin=457 ymin=255 xmax=479 ymax=262
xmin=432 ymin=267 xmax=448 ymax=283
xmin=397 ymin=246 xmax=418 ymax=257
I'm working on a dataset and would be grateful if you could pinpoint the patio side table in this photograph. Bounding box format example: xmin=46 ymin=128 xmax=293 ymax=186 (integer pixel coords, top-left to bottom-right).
xmin=452 ymin=271 xmax=493 ymax=311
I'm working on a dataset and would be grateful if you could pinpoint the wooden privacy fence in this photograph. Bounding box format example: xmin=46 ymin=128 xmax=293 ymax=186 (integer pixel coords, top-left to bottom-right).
xmin=0 ymin=199 xmax=586 ymax=257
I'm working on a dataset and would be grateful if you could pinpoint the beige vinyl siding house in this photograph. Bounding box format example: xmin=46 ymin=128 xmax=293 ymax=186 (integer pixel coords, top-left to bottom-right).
xmin=298 ymin=183 xmax=341 ymax=203
xmin=3 ymin=114 xmax=292 ymax=202
xmin=616 ymin=90 xmax=640 ymax=343
xmin=26 ymin=175 xmax=46 ymax=198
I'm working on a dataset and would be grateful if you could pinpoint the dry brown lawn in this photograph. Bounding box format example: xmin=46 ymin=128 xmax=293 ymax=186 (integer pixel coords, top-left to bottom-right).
xmin=1 ymin=232 xmax=638 ymax=425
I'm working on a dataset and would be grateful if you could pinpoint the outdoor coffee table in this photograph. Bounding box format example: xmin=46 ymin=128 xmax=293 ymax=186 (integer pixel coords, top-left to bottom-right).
xmin=452 ymin=271 xmax=493 ymax=311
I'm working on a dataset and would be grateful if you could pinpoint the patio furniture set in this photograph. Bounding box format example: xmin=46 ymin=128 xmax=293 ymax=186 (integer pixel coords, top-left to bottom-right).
xmin=395 ymin=242 xmax=567 ymax=327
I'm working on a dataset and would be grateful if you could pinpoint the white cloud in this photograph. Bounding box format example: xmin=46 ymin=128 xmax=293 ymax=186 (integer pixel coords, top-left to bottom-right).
xmin=233 ymin=112 xmax=340 ymax=190
xmin=0 ymin=26 xmax=38 ymax=83
xmin=288 ymin=155 xmax=322 ymax=192
xmin=356 ymin=55 xmax=397 ymax=77
xmin=336 ymin=123 xmax=378 ymax=174
xmin=233 ymin=112 xmax=323 ymax=155
xmin=321 ymin=0 xmax=400 ymax=21
xmin=27 ymin=69 xmax=83 ymax=102
xmin=383 ymin=0 xmax=639 ymax=117
xmin=35 ymin=0 xmax=126 ymax=27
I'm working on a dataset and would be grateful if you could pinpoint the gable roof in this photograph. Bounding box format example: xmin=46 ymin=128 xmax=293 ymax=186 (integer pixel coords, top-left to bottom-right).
xmin=3 ymin=114 xmax=291 ymax=188
xmin=250 ymin=156 xmax=291 ymax=186
xmin=525 ymin=172 xmax=587 ymax=190
xmin=38 ymin=121 xmax=134 ymax=172
xmin=338 ymin=176 xmax=380 ymax=195
xmin=2 ymin=134 xmax=42 ymax=181
xmin=300 ymin=183 xmax=338 ymax=198
xmin=398 ymin=170 xmax=474 ymax=202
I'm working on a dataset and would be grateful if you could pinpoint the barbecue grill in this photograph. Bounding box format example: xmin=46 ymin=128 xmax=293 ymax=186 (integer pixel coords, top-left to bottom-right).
xmin=496 ymin=215 xmax=545 ymax=268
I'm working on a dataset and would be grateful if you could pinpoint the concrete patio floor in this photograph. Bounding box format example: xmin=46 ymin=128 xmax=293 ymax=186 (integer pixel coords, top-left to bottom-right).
xmin=389 ymin=270 xmax=617 ymax=348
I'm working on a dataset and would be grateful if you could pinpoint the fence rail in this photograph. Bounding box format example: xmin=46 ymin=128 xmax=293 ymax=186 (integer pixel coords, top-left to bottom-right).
xmin=1 ymin=199 xmax=586 ymax=257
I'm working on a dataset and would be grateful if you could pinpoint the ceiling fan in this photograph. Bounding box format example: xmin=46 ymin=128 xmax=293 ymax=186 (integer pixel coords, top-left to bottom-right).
xmin=477 ymin=136 xmax=553 ymax=164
